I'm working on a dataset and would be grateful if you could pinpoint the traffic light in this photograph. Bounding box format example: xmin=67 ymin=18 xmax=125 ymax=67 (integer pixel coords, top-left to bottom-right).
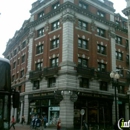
xmin=13 ymin=91 xmax=20 ymax=108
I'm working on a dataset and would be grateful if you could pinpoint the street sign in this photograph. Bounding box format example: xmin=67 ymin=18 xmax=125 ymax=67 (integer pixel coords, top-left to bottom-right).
xmin=118 ymin=101 xmax=122 ymax=104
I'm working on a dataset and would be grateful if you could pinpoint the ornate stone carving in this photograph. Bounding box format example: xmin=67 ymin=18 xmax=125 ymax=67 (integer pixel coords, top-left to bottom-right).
xmin=61 ymin=15 xmax=75 ymax=23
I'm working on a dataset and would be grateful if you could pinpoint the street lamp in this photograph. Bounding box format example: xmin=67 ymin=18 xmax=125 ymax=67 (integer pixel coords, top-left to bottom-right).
xmin=110 ymin=71 xmax=120 ymax=124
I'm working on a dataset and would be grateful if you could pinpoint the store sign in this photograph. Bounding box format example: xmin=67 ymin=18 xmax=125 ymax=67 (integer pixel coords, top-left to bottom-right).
xmin=49 ymin=107 xmax=60 ymax=111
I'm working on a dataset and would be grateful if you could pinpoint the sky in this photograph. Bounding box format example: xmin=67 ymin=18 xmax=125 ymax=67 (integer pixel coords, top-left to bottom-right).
xmin=0 ymin=0 xmax=127 ymax=58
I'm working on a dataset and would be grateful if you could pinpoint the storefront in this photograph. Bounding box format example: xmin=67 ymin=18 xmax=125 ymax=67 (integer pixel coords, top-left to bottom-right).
xmin=74 ymin=92 xmax=113 ymax=129
xmin=28 ymin=92 xmax=60 ymax=125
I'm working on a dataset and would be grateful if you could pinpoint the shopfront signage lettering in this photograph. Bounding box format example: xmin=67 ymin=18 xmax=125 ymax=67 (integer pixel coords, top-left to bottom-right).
xmin=33 ymin=94 xmax=40 ymax=97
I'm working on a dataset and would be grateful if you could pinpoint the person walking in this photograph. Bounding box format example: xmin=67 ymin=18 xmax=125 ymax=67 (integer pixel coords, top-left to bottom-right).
xmin=21 ymin=115 xmax=25 ymax=125
xmin=10 ymin=115 xmax=15 ymax=130
xmin=57 ymin=118 xmax=61 ymax=130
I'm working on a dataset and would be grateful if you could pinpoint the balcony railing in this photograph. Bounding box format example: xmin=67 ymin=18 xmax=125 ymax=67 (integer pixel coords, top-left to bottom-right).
xmin=29 ymin=71 xmax=43 ymax=81
xmin=43 ymin=66 xmax=59 ymax=77
xmin=96 ymin=71 xmax=111 ymax=82
xmin=77 ymin=65 xmax=94 ymax=78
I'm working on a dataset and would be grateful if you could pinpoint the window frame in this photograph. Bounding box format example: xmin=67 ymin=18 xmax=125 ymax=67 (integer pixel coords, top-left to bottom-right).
xmin=36 ymin=44 xmax=43 ymax=54
xmin=33 ymin=80 xmax=40 ymax=90
xmin=51 ymin=38 xmax=59 ymax=49
xmin=98 ymin=62 xmax=106 ymax=72
xmin=48 ymin=77 xmax=56 ymax=88
xmin=37 ymin=28 xmax=44 ymax=37
xmin=97 ymin=44 xmax=106 ymax=55
xmin=35 ymin=62 xmax=42 ymax=71
xmin=100 ymin=81 xmax=107 ymax=91
xmin=50 ymin=57 xmax=59 ymax=67
xmin=79 ymin=78 xmax=89 ymax=88
xmin=97 ymin=27 xmax=105 ymax=37
xmin=78 ymin=38 xmax=88 ymax=49
xmin=78 ymin=58 xmax=88 ymax=67
xmin=116 ymin=51 xmax=123 ymax=61
xmin=52 ymin=2 xmax=60 ymax=9
xmin=52 ymin=20 xmax=60 ymax=31
xmin=78 ymin=20 xmax=88 ymax=31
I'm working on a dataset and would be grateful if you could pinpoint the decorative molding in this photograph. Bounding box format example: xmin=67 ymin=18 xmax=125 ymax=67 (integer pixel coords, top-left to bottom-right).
xmin=91 ymin=19 xmax=96 ymax=32
xmin=61 ymin=15 xmax=76 ymax=23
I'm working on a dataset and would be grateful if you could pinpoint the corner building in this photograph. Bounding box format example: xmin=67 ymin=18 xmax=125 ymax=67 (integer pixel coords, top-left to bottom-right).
xmin=3 ymin=0 xmax=130 ymax=129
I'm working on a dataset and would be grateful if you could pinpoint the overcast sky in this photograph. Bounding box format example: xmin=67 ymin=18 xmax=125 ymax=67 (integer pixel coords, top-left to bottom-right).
xmin=0 ymin=0 xmax=127 ymax=58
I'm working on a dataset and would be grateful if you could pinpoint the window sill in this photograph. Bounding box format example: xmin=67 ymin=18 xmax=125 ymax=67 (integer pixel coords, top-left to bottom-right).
xmin=48 ymin=27 xmax=61 ymax=34
xmin=95 ymin=34 xmax=109 ymax=41
xmin=35 ymin=34 xmax=46 ymax=41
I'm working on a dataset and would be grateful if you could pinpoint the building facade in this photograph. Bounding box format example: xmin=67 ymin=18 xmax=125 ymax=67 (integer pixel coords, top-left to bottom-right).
xmin=3 ymin=0 xmax=130 ymax=129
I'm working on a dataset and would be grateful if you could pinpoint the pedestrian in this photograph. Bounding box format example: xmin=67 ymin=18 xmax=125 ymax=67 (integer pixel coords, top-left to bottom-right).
xmin=43 ymin=115 xmax=47 ymax=128
xmin=31 ymin=114 xmax=36 ymax=129
xmin=35 ymin=115 xmax=42 ymax=129
xmin=21 ymin=115 xmax=25 ymax=125
xmin=10 ymin=115 xmax=15 ymax=130
xmin=57 ymin=118 xmax=61 ymax=130
xmin=41 ymin=115 xmax=44 ymax=130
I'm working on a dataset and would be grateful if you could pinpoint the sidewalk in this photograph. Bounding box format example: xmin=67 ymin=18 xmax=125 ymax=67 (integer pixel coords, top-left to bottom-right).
xmin=15 ymin=123 xmax=56 ymax=130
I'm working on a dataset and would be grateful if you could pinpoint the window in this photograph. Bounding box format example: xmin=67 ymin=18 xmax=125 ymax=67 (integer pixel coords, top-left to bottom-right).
xmin=13 ymin=49 xmax=17 ymax=56
xmin=52 ymin=2 xmax=60 ymax=9
xmin=78 ymin=58 xmax=88 ymax=67
xmin=97 ymin=27 xmax=105 ymax=37
xmin=18 ymin=86 xmax=21 ymax=92
xmin=97 ymin=44 xmax=106 ymax=55
xmin=79 ymin=2 xmax=87 ymax=9
xmin=48 ymin=77 xmax=56 ymax=87
xmin=118 ymin=85 xmax=124 ymax=94
xmin=20 ymin=70 xmax=24 ymax=78
xmin=38 ymin=11 xmax=44 ymax=18
xmin=78 ymin=20 xmax=88 ymax=31
xmin=12 ymin=75 xmax=15 ymax=82
xmin=52 ymin=20 xmax=60 ymax=30
xmin=13 ymin=62 xmax=16 ymax=69
xmin=35 ymin=62 xmax=42 ymax=71
xmin=22 ymin=41 xmax=26 ymax=49
xmin=97 ymin=11 xmax=105 ymax=18
xmin=21 ymin=55 xmax=25 ymax=63
xmin=37 ymin=28 xmax=44 ymax=37
xmin=116 ymin=51 xmax=123 ymax=60
xmin=98 ymin=63 xmax=106 ymax=72
xmin=33 ymin=80 xmax=39 ymax=90
xmin=126 ymin=39 xmax=128 ymax=49
xmin=126 ymin=55 xmax=129 ymax=64
xmin=16 ymin=73 xmax=19 ymax=79
xmin=51 ymin=38 xmax=59 ymax=49
xmin=17 ymin=59 xmax=20 ymax=65
xmin=36 ymin=44 xmax=43 ymax=54
xmin=100 ymin=81 xmax=107 ymax=91
xmin=50 ymin=58 xmax=58 ymax=67
xmin=115 ymin=36 xmax=122 ymax=45
xmin=79 ymin=78 xmax=89 ymax=88
xmin=116 ymin=67 xmax=124 ymax=77
xmin=78 ymin=38 xmax=88 ymax=49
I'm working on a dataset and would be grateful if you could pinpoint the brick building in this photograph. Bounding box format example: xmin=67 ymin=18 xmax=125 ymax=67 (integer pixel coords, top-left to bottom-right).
xmin=3 ymin=0 xmax=130 ymax=129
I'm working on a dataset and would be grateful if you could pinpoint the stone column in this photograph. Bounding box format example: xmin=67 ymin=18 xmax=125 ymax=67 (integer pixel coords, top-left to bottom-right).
xmin=60 ymin=91 xmax=74 ymax=129
xmin=20 ymin=101 xmax=24 ymax=123
xmin=24 ymin=95 xmax=29 ymax=124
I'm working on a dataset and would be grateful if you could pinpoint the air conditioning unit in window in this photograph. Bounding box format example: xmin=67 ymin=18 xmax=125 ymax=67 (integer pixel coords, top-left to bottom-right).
xmin=52 ymin=83 xmax=56 ymax=87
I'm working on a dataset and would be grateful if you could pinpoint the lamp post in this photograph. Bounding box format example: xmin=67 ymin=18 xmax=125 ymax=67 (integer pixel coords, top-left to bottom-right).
xmin=110 ymin=71 xmax=120 ymax=124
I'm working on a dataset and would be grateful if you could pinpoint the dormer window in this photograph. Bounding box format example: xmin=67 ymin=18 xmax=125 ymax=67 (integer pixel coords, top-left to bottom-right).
xmin=38 ymin=11 xmax=44 ymax=18
xmin=97 ymin=11 xmax=105 ymax=18
xmin=52 ymin=2 xmax=60 ymax=9
xmin=79 ymin=2 xmax=88 ymax=9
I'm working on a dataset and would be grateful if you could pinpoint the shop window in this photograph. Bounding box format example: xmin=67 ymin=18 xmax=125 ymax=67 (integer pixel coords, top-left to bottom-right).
xmin=37 ymin=28 xmax=44 ymax=37
xmin=52 ymin=2 xmax=60 ymax=9
xmin=79 ymin=78 xmax=89 ymax=88
xmin=79 ymin=2 xmax=88 ymax=9
xmin=78 ymin=20 xmax=88 ymax=31
xmin=52 ymin=20 xmax=60 ymax=31
xmin=78 ymin=58 xmax=88 ymax=67
xmin=35 ymin=62 xmax=42 ymax=71
xmin=97 ymin=44 xmax=106 ymax=55
xmin=41 ymin=99 xmax=49 ymax=106
xmin=100 ymin=81 xmax=107 ymax=91
xmin=33 ymin=80 xmax=40 ymax=90
xmin=98 ymin=62 xmax=106 ymax=72
xmin=36 ymin=44 xmax=43 ymax=54
xmin=78 ymin=38 xmax=88 ymax=49
xmin=48 ymin=77 xmax=56 ymax=87
xmin=116 ymin=51 xmax=123 ymax=61
xmin=97 ymin=27 xmax=105 ymax=37
xmin=51 ymin=38 xmax=59 ymax=49
xmin=50 ymin=57 xmax=58 ymax=67
xmin=115 ymin=36 xmax=122 ymax=45
xmin=118 ymin=85 xmax=124 ymax=94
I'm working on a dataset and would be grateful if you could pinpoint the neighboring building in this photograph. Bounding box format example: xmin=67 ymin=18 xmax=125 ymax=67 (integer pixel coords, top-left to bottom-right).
xmin=3 ymin=0 xmax=130 ymax=129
